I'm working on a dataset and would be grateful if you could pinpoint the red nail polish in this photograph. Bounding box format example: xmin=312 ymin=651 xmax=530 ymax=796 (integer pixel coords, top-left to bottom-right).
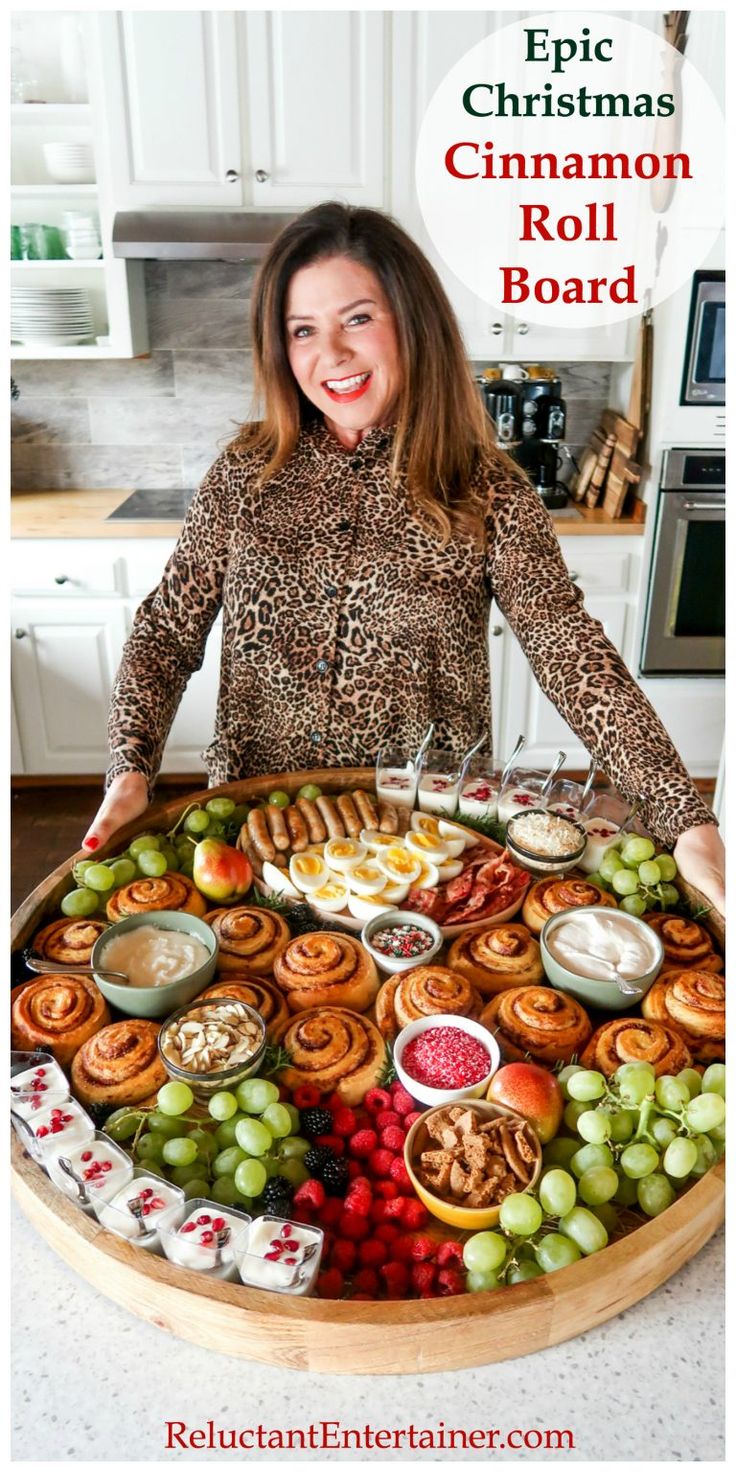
xmin=84 ymin=836 xmax=100 ymax=851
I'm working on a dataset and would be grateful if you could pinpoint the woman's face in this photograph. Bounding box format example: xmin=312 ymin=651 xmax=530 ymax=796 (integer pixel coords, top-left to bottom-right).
xmin=285 ymin=256 xmax=402 ymax=442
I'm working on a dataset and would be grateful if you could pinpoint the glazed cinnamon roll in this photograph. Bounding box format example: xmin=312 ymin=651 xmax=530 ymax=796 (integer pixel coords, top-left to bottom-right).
xmin=11 ymin=974 xmax=110 ymax=1069
xmin=31 ymin=917 xmax=109 ymax=968
xmin=643 ymin=914 xmax=723 ymax=974
xmin=446 ymin=923 xmax=543 ymax=996
xmin=642 ymin=970 xmax=725 ymax=1064
xmin=375 ymin=965 xmax=482 ymax=1041
xmin=480 ymin=985 xmax=591 ymax=1064
xmin=522 ymin=876 xmax=617 ymax=936
xmin=71 ymin=1019 xmax=167 ymax=1108
xmin=274 ymin=932 xmax=379 ymax=1013
xmin=580 ymin=1017 xmax=692 ymax=1077
xmin=203 ymin=906 xmax=290 ymax=975
xmin=199 ymin=976 xmax=290 ymax=1038
xmin=274 ymin=1007 xmax=387 ymax=1106
xmin=107 ymin=873 xmax=207 ymax=921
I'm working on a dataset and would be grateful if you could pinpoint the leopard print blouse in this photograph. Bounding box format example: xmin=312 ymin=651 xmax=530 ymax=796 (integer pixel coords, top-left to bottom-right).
xmin=107 ymin=419 xmax=715 ymax=846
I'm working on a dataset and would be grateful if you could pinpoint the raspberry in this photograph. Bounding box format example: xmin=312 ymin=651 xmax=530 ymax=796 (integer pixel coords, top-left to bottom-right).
xmin=348 ymin=1128 xmax=377 ymax=1159
xmin=410 ymin=1235 xmax=436 ymax=1262
xmin=374 ymin=1180 xmax=400 ymax=1200
xmin=345 ymin=1182 xmax=373 ymax=1218
xmin=368 ymin=1148 xmax=394 ymax=1178
xmin=369 ymin=1200 xmax=387 ymax=1224
xmin=437 ymin=1267 xmax=466 ymax=1296
xmin=353 ymin=1267 xmax=379 ymax=1295
xmin=380 ymin=1261 xmax=409 ymax=1297
xmin=375 ymin=1223 xmax=401 ymax=1246
xmin=332 ymin=1107 xmax=357 ymax=1137
xmin=390 ymin=1085 xmax=416 ymax=1116
xmin=331 ymin=1239 xmax=357 ymax=1273
xmin=337 ymin=1211 xmax=370 ymax=1241
xmin=315 ymin=1133 xmax=345 ymax=1155
xmin=316 ymin=1268 xmax=344 ymax=1299
xmin=411 ymin=1261 xmax=436 ymax=1294
xmin=292 ymin=1085 xmax=322 ymax=1109
xmin=400 ymin=1198 xmax=428 ymax=1230
xmin=380 ymin=1126 xmax=406 ymax=1153
xmin=436 ymin=1240 xmax=465 ymax=1268
xmin=359 ymin=1238 xmax=388 ymax=1268
xmin=383 ymin=1197 xmax=405 ymax=1220
xmin=346 ymin=1160 xmax=363 ymax=1181
xmin=291 ymin=1205 xmax=314 ymax=1225
xmin=390 ymin=1236 xmax=415 ymax=1264
xmin=375 ymin=1110 xmax=402 ymax=1130
xmin=364 ymin=1087 xmax=392 ymax=1115
xmin=293 ymin=1179 xmax=326 ymax=1211
xmin=319 ymin=1197 xmax=344 ymax=1228
xmin=388 ymin=1157 xmax=412 ymax=1191
xmin=326 ymin=1091 xmax=345 ymax=1110
xmin=404 ymin=1111 xmax=424 ymax=1131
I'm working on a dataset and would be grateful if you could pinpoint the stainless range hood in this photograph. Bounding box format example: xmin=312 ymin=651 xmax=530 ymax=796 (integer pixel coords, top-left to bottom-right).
xmin=112 ymin=211 xmax=298 ymax=261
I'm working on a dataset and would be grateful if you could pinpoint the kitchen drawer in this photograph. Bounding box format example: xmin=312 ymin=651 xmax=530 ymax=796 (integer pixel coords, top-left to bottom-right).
xmin=12 ymin=541 xmax=124 ymax=598
xmin=124 ymin=541 xmax=176 ymax=599
xmin=559 ymin=543 xmax=640 ymax=597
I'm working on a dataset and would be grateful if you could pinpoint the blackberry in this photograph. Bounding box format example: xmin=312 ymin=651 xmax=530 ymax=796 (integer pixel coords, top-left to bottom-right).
xmin=300 ymin=1107 xmax=333 ymax=1139
xmin=260 ymin=1175 xmax=294 ymax=1214
xmin=321 ymin=1155 xmax=349 ymax=1196
xmin=304 ymin=1145 xmax=332 ymax=1177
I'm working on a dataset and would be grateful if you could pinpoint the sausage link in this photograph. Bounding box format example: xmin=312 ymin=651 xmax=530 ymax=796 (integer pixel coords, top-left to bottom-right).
xmin=264 ymin=803 xmax=290 ymax=852
xmin=377 ymin=800 xmax=399 ymax=835
xmin=353 ymin=789 xmax=379 ymax=830
xmin=295 ymin=796 xmax=327 ymax=843
xmin=247 ymin=808 xmax=276 ymax=865
xmin=284 ymin=804 xmax=309 ymax=853
xmin=336 ymin=793 xmax=362 ymax=838
xmin=316 ymin=795 xmax=346 ymax=840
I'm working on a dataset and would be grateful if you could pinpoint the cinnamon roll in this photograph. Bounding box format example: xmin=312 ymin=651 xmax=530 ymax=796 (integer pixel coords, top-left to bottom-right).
xmin=643 ymin=914 xmax=723 ymax=974
xmin=480 ymin=985 xmax=591 ymax=1065
xmin=199 ymin=977 xmax=289 ymax=1038
xmin=522 ymin=876 xmax=617 ymax=936
xmin=71 ymin=1019 xmax=167 ymax=1108
xmin=107 ymin=873 xmax=207 ymax=921
xmin=274 ymin=1007 xmax=387 ymax=1106
xmin=31 ymin=917 xmax=109 ymax=968
xmin=580 ymin=1017 xmax=692 ymax=1077
xmin=203 ymin=906 xmax=290 ymax=975
xmin=642 ymin=970 xmax=725 ymax=1064
xmin=11 ymin=974 xmax=110 ymax=1069
xmin=375 ymin=965 xmax=482 ymax=1041
xmin=274 ymin=932 xmax=379 ymax=1013
xmin=446 ymin=923 xmax=543 ymax=996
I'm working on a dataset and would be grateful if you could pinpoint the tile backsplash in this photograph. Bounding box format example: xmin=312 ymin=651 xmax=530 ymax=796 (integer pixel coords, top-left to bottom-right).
xmin=11 ymin=262 xmax=611 ymax=491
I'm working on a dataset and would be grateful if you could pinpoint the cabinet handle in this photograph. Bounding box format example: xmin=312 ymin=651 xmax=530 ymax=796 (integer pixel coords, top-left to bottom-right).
xmin=14 ymin=629 xmax=28 ymax=639
xmin=516 ymin=322 xmax=529 ymax=335
xmin=490 ymin=624 xmax=504 ymax=637
xmin=54 ymin=574 xmax=70 ymax=585
xmin=569 ymin=571 xmax=580 ymax=582
xmin=225 ymin=168 xmax=240 ymax=183
xmin=490 ymin=321 xmax=504 ymax=335
xmin=254 ymin=169 xmax=270 ymax=183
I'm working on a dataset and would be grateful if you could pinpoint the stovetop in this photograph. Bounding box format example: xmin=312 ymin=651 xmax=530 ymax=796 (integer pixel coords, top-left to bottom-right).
xmin=106 ymin=488 xmax=196 ymax=521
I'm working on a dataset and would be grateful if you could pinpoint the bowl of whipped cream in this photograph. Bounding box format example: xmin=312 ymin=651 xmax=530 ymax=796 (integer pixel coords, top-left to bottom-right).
xmin=540 ymin=906 xmax=664 ymax=1009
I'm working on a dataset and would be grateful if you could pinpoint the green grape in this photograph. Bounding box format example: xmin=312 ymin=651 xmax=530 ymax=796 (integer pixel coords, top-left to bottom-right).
xmin=279 ymin=1135 xmax=310 ymax=1160
xmin=539 ymin=1169 xmax=577 ymax=1218
xmin=262 ymin=1155 xmax=282 ymax=1178
xmin=267 ymin=790 xmax=290 ymax=809
xmin=297 ymin=783 xmax=322 ymax=801
xmin=214 ymin=1116 xmax=244 ymax=1149
xmin=609 ymin=1109 xmax=637 ymax=1144
xmin=637 ymin=1173 xmax=676 ymax=1218
xmin=162 ymin=1136 xmax=198 ymax=1167
xmin=236 ymin=1078 xmax=280 ymax=1114
xmin=653 ymin=853 xmax=676 ymax=882
xmin=183 ymin=1177 xmax=212 ymax=1200
xmin=611 ymin=868 xmax=640 ymax=897
xmin=534 ymin=1233 xmax=582 ymax=1273
xmin=229 ymin=804 xmax=251 ymax=826
xmin=663 ymin=1137 xmax=698 ymax=1179
xmin=187 ymin=1128 xmax=217 ymax=1164
xmin=563 ymin=1099 xmax=589 ymax=1131
xmin=278 ymin=1157 xmax=310 ymax=1187
xmin=148 ymin=1109 xmax=187 ymax=1138
xmin=570 ymin=1142 xmax=614 ymax=1177
xmin=578 ymin=1166 xmax=619 ymax=1206
xmin=61 ymin=887 xmax=100 ymax=918
xmin=620 ymin=1142 xmax=659 ymax=1179
xmin=638 ymin=860 xmax=662 ymax=886
xmin=557 ymin=1064 xmax=585 ymax=1097
xmin=566 ymin=1069 xmax=606 ymax=1103
xmin=283 ymin=1104 xmax=301 ymax=1134
xmin=620 ymin=894 xmax=647 ymax=918
xmin=542 ymin=1137 xmax=579 ymax=1169
xmin=129 ymin=833 xmax=162 ymax=857
xmin=135 ymin=1133 xmax=166 ymax=1163
xmin=616 ymin=1063 xmax=655 ymax=1105
xmin=109 ymin=858 xmax=137 ymax=887
xmin=72 ymin=857 xmax=96 ymax=886
xmin=651 ymin=1117 xmax=678 ymax=1150
xmin=591 ymin=1203 xmax=619 ymax=1234
xmin=137 ymin=849 xmax=168 ymax=878
xmin=678 ymin=1068 xmax=703 ymax=1099
xmin=159 ymin=845 xmax=180 ymax=872
xmin=214 ymin=1146 xmax=247 ymax=1178
xmin=206 ymin=821 xmax=226 ymax=838
xmin=508 ymin=1261 xmax=545 ymax=1284
xmin=577 ymin=1110 xmax=612 ymax=1144
xmin=84 ymin=863 xmax=116 ymax=893
xmin=261 ymin=1103 xmax=292 ymax=1138
xmin=559 ymin=1206 xmax=608 ymax=1255
xmin=104 ymin=1107 xmax=145 ymax=1142
xmin=586 ymin=871 xmax=612 ymax=891
xmin=599 ymin=849 xmax=625 ymax=880
xmin=655 ymin=1075 xmax=690 ymax=1110
xmin=690 ymin=1134 xmax=717 ymax=1177
xmin=235 ymin=1117 xmax=273 ymax=1156
xmin=209 ymin=1175 xmax=247 ymax=1207
xmin=613 ymin=1173 xmax=639 ymax=1206
xmin=499 ymin=1193 xmax=543 ymax=1237
xmin=139 ymin=1160 xmax=169 ymax=1181
xmin=620 ymin=836 xmax=655 ymax=866
xmin=234 ymin=1158 xmax=267 ymax=1197
xmin=156 ymin=1081 xmax=194 ymax=1117
xmin=686 ymin=1093 xmax=725 ymax=1133
xmin=206 ymin=797 xmax=236 ymax=819
xmin=184 ymin=809 xmax=210 ymax=835
xmin=463 ymin=1231 xmax=507 ymax=1274
xmin=208 ymin=1090 xmax=238 ymax=1122
xmin=170 ymin=1162 xmax=209 ymax=1187
xmin=701 ymin=1064 xmax=726 ymax=1098
xmin=659 ymin=884 xmax=680 ymax=908
xmin=466 ymin=1270 xmax=501 ymax=1292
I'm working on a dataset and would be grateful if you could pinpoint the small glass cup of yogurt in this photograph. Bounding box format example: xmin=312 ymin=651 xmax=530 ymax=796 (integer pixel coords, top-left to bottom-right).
xmin=579 ymin=816 xmax=622 ymax=874
xmin=11 ymin=1050 xmax=69 ymax=1122
xmin=375 ymin=748 xmax=418 ymax=809
xmin=497 ymin=769 xmax=549 ymax=826
xmin=46 ymin=1129 xmax=134 ymax=1210
xmin=457 ymin=758 xmax=502 ymax=822
xmin=158 ymin=1198 xmax=251 ymax=1279
xmin=235 ymin=1215 xmax=324 ymax=1296
xmin=417 ymin=749 xmax=462 ymax=815
xmin=545 ymin=778 xmax=585 ymax=823
xmin=93 ymin=1167 xmax=184 ymax=1248
xmin=25 ymin=1098 xmax=94 ymax=1165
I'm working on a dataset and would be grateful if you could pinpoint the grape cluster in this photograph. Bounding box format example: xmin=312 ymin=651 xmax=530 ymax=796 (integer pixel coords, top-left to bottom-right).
xmin=104 ymin=1076 xmax=312 ymax=1212
xmin=588 ymin=834 xmax=680 ymax=917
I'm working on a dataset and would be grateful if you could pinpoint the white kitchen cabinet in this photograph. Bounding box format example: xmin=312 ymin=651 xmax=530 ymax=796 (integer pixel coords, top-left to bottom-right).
xmin=243 ymin=11 xmax=385 ymax=207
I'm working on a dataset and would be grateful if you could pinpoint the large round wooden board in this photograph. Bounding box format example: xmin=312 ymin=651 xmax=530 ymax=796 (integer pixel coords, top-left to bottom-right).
xmin=10 ymin=768 xmax=726 ymax=1373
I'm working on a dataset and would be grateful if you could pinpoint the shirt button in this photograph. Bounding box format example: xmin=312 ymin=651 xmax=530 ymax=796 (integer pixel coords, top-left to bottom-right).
xmin=325 ymin=585 xmax=338 ymax=598
xmin=315 ymin=658 xmax=329 ymax=675
xmin=310 ymin=730 xmax=322 ymax=745
xmin=338 ymin=518 xmax=351 ymax=532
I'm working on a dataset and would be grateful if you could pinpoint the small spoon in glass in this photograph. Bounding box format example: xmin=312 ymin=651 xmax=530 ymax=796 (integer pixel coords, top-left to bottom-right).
xmin=23 ymin=953 xmax=130 ymax=984
xmin=413 ymin=721 xmax=436 ymax=772
xmin=579 ymin=758 xmax=597 ymax=810
xmin=500 ymin=732 xmax=526 ymax=789
xmin=57 ymin=1156 xmax=91 ymax=1207
xmin=457 ymin=731 xmax=487 ymax=787
xmin=540 ymin=750 xmax=566 ymax=802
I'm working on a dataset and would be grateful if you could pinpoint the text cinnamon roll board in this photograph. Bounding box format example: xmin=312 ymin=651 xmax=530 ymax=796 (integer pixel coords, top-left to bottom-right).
xmin=10 ymin=768 xmax=725 ymax=1373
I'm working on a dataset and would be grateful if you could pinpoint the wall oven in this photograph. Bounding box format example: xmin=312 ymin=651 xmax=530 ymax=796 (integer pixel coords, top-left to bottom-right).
xmin=641 ymin=449 xmax=725 ymax=675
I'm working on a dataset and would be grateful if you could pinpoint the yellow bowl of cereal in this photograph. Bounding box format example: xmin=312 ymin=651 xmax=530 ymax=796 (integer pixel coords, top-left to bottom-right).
xmin=403 ymin=1099 xmax=542 ymax=1231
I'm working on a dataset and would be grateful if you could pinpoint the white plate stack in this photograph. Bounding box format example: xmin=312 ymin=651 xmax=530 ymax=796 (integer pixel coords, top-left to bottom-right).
xmin=42 ymin=142 xmax=95 ymax=184
xmin=11 ymin=286 xmax=95 ymax=345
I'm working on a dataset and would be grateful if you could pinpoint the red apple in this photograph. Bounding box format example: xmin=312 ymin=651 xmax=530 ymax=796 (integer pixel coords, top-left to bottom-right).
xmin=487 ymin=1062 xmax=563 ymax=1144
xmin=193 ymin=837 xmax=253 ymax=903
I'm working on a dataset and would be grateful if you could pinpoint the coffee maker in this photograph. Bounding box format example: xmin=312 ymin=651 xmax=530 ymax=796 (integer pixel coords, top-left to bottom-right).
xmin=480 ymin=366 xmax=569 ymax=510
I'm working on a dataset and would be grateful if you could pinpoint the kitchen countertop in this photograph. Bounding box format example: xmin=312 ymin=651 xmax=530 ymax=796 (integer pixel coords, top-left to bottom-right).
xmin=11 ymin=1197 xmax=723 ymax=1460
xmin=10 ymin=489 xmax=646 ymax=538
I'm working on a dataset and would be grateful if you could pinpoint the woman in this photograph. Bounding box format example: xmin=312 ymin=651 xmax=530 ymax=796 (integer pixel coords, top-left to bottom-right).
xmin=84 ymin=203 xmax=724 ymax=912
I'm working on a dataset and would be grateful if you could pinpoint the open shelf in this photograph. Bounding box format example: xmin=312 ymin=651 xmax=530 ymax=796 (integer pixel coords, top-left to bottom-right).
xmin=11 ymin=183 xmax=98 ymax=197
xmin=10 ymin=343 xmax=117 ymax=360
xmin=11 ymin=259 xmax=105 ymax=269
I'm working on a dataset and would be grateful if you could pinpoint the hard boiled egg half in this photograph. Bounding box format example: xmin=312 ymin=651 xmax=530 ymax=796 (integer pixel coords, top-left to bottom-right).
xmin=262 ymin=861 xmax=301 ymax=900
xmin=310 ymin=877 xmax=350 ymax=913
xmin=347 ymin=892 xmax=398 ymax=923
xmin=288 ymin=851 xmax=330 ymax=892
xmin=324 ymin=837 xmax=367 ymax=873
xmin=404 ymin=829 xmax=449 ymax=864
xmin=376 ymin=845 xmax=423 ymax=885
xmin=437 ymin=820 xmax=468 ymax=858
xmin=347 ymin=862 xmax=387 ymax=897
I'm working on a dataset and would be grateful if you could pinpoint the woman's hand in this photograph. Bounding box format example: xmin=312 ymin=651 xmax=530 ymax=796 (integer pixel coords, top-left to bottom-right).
xmin=82 ymin=771 xmax=150 ymax=853
xmin=673 ymin=822 xmax=725 ymax=916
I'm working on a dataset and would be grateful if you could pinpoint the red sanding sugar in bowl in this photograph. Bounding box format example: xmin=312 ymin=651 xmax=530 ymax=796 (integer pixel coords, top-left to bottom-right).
xmin=401 ymin=1026 xmax=491 ymax=1089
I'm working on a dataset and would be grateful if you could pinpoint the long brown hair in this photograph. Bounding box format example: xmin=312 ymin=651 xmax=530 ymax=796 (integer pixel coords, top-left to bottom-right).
xmin=233 ymin=203 xmax=507 ymax=543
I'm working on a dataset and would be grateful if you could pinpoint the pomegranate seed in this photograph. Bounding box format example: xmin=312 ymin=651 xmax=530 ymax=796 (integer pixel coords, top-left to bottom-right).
xmin=150 ymin=1198 xmax=165 ymax=1210
xmin=200 ymin=1231 xmax=214 ymax=1244
xmin=36 ymin=1069 xmax=46 ymax=1077
xmin=265 ymin=1249 xmax=282 ymax=1260
xmin=62 ymin=1114 xmax=73 ymax=1122
xmin=140 ymin=1188 xmax=153 ymax=1201
xmin=51 ymin=1122 xmax=63 ymax=1133
xmin=142 ymin=1204 xmax=152 ymax=1216
xmin=181 ymin=1223 xmax=196 ymax=1234
xmin=280 ymin=1224 xmax=292 ymax=1238
xmin=101 ymin=1161 xmax=112 ymax=1172
xmin=51 ymin=1108 xmax=62 ymax=1119
xmin=35 ymin=1083 xmax=47 ymax=1092
xmin=83 ymin=1170 xmax=93 ymax=1181
xmin=269 ymin=1238 xmax=284 ymax=1251
xmin=196 ymin=1214 xmax=211 ymax=1225
xmin=284 ymin=1257 xmax=297 ymax=1265
xmin=81 ymin=1151 xmax=92 ymax=1162
xmin=36 ymin=1126 xmax=49 ymax=1137
xmin=212 ymin=1217 xmax=225 ymax=1231
xmin=284 ymin=1238 xmax=299 ymax=1251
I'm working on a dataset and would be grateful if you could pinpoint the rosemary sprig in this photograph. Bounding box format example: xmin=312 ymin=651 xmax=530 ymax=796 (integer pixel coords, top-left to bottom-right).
xmin=261 ymin=1042 xmax=293 ymax=1077
xmin=379 ymin=1043 xmax=397 ymax=1088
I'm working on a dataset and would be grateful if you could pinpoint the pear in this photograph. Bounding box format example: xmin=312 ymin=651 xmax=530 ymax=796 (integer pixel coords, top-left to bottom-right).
xmin=193 ymin=837 xmax=253 ymax=903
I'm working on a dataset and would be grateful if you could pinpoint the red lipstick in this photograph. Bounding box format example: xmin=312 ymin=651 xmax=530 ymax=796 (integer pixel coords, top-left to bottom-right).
xmin=321 ymin=371 xmax=372 ymax=404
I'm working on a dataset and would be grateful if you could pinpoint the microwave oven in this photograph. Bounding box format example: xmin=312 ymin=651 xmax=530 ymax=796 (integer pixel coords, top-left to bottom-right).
xmin=680 ymin=270 xmax=725 ymax=407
